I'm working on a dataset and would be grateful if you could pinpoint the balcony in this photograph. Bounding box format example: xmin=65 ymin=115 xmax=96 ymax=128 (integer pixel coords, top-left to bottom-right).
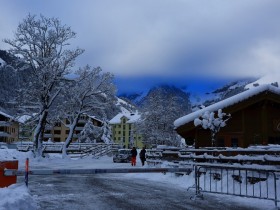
xmin=0 ymin=121 xmax=12 ymax=127
xmin=0 ymin=131 xmax=11 ymax=137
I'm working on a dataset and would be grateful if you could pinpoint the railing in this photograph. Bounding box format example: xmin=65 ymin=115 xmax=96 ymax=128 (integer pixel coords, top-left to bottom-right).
xmin=17 ymin=142 xmax=121 ymax=155
xmin=80 ymin=143 xmax=117 ymax=158
xmin=190 ymin=164 xmax=280 ymax=207
xmin=146 ymin=147 xmax=280 ymax=165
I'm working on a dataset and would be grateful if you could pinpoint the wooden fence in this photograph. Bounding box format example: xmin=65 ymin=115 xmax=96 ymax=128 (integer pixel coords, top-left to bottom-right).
xmin=146 ymin=146 xmax=280 ymax=166
xmin=17 ymin=142 xmax=121 ymax=156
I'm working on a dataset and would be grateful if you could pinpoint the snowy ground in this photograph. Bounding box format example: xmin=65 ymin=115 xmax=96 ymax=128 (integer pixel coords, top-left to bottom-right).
xmin=0 ymin=148 xmax=277 ymax=210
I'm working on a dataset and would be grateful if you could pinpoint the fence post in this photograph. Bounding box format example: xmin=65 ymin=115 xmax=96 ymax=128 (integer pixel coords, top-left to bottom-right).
xmin=273 ymin=172 xmax=278 ymax=207
xmin=25 ymin=158 xmax=29 ymax=187
xmin=190 ymin=165 xmax=203 ymax=200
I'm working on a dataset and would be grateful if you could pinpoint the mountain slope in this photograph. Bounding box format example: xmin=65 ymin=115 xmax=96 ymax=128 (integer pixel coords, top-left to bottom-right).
xmin=119 ymin=84 xmax=192 ymax=116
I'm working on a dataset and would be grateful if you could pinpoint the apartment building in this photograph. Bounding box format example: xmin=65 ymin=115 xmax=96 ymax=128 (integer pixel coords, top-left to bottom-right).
xmin=44 ymin=114 xmax=103 ymax=142
xmin=0 ymin=110 xmax=19 ymax=143
xmin=109 ymin=112 xmax=143 ymax=149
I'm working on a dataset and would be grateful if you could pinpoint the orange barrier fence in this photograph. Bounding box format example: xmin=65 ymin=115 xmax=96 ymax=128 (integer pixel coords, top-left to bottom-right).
xmin=0 ymin=160 xmax=18 ymax=187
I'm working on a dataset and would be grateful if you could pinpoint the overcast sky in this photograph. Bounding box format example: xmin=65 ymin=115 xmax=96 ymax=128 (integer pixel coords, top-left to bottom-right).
xmin=1 ymin=0 xmax=280 ymax=94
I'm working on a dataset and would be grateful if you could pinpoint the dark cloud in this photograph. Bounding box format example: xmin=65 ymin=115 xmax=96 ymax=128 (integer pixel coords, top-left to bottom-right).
xmin=1 ymin=0 xmax=280 ymax=85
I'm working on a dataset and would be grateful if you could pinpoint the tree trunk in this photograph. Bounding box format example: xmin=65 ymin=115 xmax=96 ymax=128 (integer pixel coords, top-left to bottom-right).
xmin=211 ymin=133 xmax=216 ymax=147
xmin=33 ymin=110 xmax=48 ymax=157
xmin=62 ymin=116 xmax=79 ymax=158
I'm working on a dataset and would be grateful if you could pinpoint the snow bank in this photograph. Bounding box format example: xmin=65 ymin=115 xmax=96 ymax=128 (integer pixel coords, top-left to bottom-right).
xmin=0 ymin=184 xmax=37 ymax=210
xmin=0 ymin=148 xmax=33 ymax=168
xmin=0 ymin=149 xmax=36 ymax=209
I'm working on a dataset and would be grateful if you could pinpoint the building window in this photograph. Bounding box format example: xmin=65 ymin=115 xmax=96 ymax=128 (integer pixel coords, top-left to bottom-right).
xmin=45 ymin=130 xmax=51 ymax=134
xmin=54 ymin=138 xmax=60 ymax=142
xmin=54 ymin=130 xmax=61 ymax=135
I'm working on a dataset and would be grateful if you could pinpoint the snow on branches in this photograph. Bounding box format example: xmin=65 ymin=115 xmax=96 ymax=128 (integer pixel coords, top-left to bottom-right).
xmin=194 ymin=109 xmax=231 ymax=147
xmin=4 ymin=14 xmax=84 ymax=157
xmin=57 ymin=65 xmax=116 ymax=157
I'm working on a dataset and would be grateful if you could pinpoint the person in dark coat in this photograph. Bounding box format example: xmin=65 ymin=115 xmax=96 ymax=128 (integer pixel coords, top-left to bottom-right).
xmin=139 ymin=147 xmax=146 ymax=166
xmin=131 ymin=147 xmax=137 ymax=166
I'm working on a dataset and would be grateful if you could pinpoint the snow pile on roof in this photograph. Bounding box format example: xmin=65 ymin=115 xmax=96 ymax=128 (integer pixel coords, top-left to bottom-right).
xmin=16 ymin=115 xmax=31 ymax=124
xmin=109 ymin=111 xmax=141 ymax=124
xmin=245 ymin=74 xmax=280 ymax=89
xmin=0 ymin=111 xmax=14 ymax=120
xmin=174 ymin=84 xmax=280 ymax=128
xmin=87 ymin=115 xmax=102 ymax=123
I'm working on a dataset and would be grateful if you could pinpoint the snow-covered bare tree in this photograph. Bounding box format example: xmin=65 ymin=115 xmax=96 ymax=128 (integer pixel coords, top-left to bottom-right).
xmin=100 ymin=120 xmax=113 ymax=144
xmin=137 ymin=85 xmax=191 ymax=147
xmin=4 ymin=14 xmax=84 ymax=157
xmin=194 ymin=109 xmax=231 ymax=147
xmin=56 ymin=65 xmax=116 ymax=157
xmin=78 ymin=119 xmax=102 ymax=143
xmin=78 ymin=119 xmax=113 ymax=144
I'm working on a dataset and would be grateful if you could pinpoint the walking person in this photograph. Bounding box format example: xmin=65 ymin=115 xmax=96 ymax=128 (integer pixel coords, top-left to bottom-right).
xmin=139 ymin=147 xmax=146 ymax=166
xmin=131 ymin=147 xmax=137 ymax=166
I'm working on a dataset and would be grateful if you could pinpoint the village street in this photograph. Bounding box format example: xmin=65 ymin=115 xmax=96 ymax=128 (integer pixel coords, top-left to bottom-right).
xmin=19 ymin=173 xmax=268 ymax=210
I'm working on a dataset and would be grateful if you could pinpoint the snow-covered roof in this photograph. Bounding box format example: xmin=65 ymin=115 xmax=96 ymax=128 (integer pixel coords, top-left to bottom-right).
xmin=0 ymin=131 xmax=11 ymax=137
xmin=0 ymin=121 xmax=12 ymax=126
xmin=0 ymin=110 xmax=14 ymax=120
xmin=87 ymin=115 xmax=102 ymax=123
xmin=174 ymin=84 xmax=280 ymax=128
xmin=245 ymin=74 xmax=280 ymax=89
xmin=109 ymin=112 xmax=141 ymax=124
xmin=16 ymin=115 xmax=31 ymax=124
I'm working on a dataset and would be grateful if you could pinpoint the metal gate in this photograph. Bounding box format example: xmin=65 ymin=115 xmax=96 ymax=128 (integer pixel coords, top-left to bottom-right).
xmin=192 ymin=164 xmax=280 ymax=207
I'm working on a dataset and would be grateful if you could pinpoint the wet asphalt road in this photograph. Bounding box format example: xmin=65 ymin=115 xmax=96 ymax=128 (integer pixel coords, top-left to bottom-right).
xmin=18 ymin=174 xmax=266 ymax=210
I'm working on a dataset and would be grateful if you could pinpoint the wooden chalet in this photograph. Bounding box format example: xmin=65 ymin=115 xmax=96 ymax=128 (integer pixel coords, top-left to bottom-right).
xmin=174 ymin=84 xmax=280 ymax=148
